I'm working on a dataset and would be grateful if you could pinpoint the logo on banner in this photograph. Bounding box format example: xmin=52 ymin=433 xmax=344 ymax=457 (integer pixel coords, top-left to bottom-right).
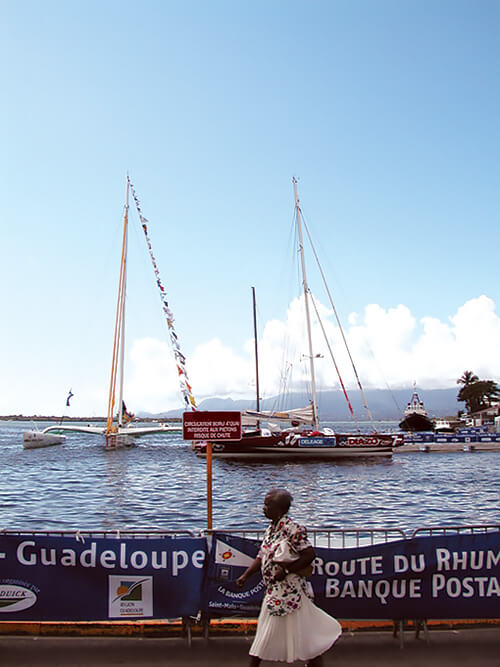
xmin=0 ymin=583 xmax=37 ymax=612
xmin=108 ymin=576 xmax=153 ymax=618
xmin=215 ymin=540 xmax=255 ymax=567
xmin=205 ymin=537 xmax=265 ymax=613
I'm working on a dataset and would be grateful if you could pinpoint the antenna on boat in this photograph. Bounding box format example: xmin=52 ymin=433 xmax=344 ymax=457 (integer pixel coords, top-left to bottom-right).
xmin=293 ymin=177 xmax=319 ymax=431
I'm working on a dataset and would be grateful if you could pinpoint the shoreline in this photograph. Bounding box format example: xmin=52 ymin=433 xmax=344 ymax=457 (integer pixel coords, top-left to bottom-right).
xmin=0 ymin=415 xmax=182 ymax=423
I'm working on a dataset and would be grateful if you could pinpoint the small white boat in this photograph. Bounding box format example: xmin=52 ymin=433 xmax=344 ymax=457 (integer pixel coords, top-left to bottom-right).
xmin=433 ymin=418 xmax=454 ymax=432
xmin=22 ymin=428 xmax=66 ymax=449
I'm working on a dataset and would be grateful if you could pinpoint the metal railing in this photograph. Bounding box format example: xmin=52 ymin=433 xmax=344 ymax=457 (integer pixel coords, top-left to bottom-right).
xmin=411 ymin=524 xmax=500 ymax=538
xmin=4 ymin=524 xmax=498 ymax=541
xmin=203 ymin=526 xmax=407 ymax=548
xmin=0 ymin=528 xmax=196 ymax=538
xmin=308 ymin=527 xmax=406 ymax=548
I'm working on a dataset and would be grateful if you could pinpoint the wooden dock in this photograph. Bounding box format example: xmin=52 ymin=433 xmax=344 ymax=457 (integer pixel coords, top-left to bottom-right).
xmin=396 ymin=441 xmax=500 ymax=453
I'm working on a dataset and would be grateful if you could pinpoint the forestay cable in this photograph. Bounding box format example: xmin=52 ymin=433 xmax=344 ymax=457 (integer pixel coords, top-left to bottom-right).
xmin=302 ymin=217 xmax=376 ymax=431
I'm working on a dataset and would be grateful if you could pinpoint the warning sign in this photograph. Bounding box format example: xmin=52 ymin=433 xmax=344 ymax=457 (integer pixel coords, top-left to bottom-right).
xmin=182 ymin=411 xmax=242 ymax=441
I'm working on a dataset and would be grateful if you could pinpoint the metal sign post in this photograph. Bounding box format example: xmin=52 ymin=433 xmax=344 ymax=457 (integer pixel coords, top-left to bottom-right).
xmin=206 ymin=441 xmax=213 ymax=530
xmin=182 ymin=412 xmax=242 ymax=530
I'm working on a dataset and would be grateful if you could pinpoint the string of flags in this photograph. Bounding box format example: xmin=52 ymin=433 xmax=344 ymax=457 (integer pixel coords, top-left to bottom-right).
xmin=128 ymin=178 xmax=197 ymax=411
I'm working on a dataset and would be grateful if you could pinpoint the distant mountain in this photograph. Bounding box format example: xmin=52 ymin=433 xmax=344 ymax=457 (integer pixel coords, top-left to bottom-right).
xmin=138 ymin=387 xmax=464 ymax=421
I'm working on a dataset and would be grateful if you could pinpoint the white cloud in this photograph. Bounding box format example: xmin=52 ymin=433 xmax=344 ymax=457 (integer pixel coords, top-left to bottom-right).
xmin=346 ymin=303 xmax=416 ymax=388
xmin=451 ymin=295 xmax=500 ymax=378
xmin=121 ymin=294 xmax=500 ymax=414
xmin=125 ymin=337 xmax=180 ymax=413
xmin=189 ymin=338 xmax=254 ymax=398
xmin=10 ymin=294 xmax=495 ymax=416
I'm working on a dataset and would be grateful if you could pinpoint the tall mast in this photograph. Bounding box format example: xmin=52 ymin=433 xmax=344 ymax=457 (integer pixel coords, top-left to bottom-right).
xmin=117 ymin=179 xmax=129 ymax=427
xmin=293 ymin=177 xmax=319 ymax=430
xmin=252 ymin=286 xmax=260 ymax=413
xmin=106 ymin=177 xmax=129 ymax=435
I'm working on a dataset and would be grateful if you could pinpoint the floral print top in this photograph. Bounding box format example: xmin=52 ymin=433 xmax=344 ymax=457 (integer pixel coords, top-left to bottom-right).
xmin=259 ymin=515 xmax=312 ymax=616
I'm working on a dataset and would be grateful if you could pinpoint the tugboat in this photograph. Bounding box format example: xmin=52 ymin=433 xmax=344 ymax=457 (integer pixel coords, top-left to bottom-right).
xmin=399 ymin=384 xmax=434 ymax=432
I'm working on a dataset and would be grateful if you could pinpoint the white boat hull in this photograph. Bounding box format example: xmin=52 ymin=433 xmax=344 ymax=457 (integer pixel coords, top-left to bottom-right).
xmin=23 ymin=430 xmax=66 ymax=449
xmin=104 ymin=433 xmax=136 ymax=448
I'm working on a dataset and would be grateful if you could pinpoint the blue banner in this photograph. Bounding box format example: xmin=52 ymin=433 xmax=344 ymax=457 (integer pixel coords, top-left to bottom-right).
xmin=0 ymin=534 xmax=206 ymax=620
xmin=202 ymin=531 xmax=500 ymax=619
xmin=314 ymin=532 xmax=500 ymax=619
xmin=2 ymin=531 xmax=498 ymax=621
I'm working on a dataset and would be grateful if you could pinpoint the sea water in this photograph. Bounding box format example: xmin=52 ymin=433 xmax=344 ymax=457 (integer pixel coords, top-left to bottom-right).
xmin=1 ymin=420 xmax=499 ymax=535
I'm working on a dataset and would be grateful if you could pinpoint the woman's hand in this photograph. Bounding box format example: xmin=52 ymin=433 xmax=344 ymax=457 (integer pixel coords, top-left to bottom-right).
xmin=236 ymin=573 xmax=248 ymax=588
xmin=236 ymin=556 xmax=262 ymax=588
xmin=273 ymin=563 xmax=288 ymax=582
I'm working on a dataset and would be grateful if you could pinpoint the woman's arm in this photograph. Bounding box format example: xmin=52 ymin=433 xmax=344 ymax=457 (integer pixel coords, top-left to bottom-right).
xmin=279 ymin=545 xmax=316 ymax=575
xmin=236 ymin=556 xmax=262 ymax=587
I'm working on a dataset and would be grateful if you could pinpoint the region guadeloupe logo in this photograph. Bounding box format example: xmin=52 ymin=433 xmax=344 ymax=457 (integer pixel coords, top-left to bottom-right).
xmin=0 ymin=582 xmax=38 ymax=612
xmin=108 ymin=575 xmax=153 ymax=618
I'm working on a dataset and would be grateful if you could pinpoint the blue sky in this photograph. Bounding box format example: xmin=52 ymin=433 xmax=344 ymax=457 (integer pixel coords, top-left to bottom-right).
xmin=2 ymin=0 xmax=499 ymax=417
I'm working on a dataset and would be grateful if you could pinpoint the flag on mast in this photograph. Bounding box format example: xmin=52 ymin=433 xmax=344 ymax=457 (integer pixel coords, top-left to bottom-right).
xmin=122 ymin=401 xmax=135 ymax=424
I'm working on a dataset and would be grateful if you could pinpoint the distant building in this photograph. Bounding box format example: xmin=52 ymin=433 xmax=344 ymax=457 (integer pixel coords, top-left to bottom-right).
xmin=466 ymin=403 xmax=500 ymax=427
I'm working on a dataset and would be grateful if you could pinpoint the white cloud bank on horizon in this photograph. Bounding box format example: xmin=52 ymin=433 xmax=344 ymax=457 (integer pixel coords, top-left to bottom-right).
xmin=6 ymin=295 xmax=497 ymax=416
xmin=122 ymin=294 xmax=500 ymax=414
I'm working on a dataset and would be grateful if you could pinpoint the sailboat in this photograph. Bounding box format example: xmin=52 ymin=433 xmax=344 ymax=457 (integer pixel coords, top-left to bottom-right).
xmin=43 ymin=177 xmax=195 ymax=447
xmin=193 ymin=179 xmax=397 ymax=460
xmin=22 ymin=389 xmax=74 ymax=449
xmin=22 ymin=428 xmax=66 ymax=449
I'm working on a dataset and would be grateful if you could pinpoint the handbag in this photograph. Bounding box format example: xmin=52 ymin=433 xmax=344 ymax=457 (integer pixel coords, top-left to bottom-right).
xmin=273 ymin=540 xmax=313 ymax=578
xmin=296 ymin=563 xmax=314 ymax=578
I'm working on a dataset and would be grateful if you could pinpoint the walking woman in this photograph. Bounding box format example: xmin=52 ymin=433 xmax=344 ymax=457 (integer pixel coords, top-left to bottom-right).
xmin=237 ymin=488 xmax=341 ymax=666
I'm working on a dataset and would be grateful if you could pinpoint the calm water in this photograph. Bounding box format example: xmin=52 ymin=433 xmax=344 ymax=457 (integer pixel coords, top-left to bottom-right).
xmin=1 ymin=421 xmax=499 ymax=535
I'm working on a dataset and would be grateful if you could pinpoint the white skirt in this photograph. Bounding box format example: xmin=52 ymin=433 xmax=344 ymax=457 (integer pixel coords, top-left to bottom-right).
xmin=249 ymin=595 xmax=342 ymax=663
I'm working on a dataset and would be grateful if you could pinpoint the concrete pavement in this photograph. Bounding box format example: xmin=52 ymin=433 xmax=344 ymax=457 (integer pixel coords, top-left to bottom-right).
xmin=0 ymin=626 xmax=499 ymax=666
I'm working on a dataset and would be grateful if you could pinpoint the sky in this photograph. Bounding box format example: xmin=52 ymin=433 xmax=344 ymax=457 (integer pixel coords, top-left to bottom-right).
xmin=1 ymin=0 xmax=499 ymax=417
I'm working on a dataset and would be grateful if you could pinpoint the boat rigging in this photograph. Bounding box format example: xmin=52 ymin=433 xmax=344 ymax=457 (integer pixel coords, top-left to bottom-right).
xmin=193 ymin=178 xmax=398 ymax=459
xmin=40 ymin=177 xmax=195 ymax=447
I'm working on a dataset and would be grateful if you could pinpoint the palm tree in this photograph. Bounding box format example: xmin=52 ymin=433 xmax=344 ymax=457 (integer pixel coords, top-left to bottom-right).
xmin=457 ymin=370 xmax=479 ymax=387
xmin=457 ymin=373 xmax=500 ymax=414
